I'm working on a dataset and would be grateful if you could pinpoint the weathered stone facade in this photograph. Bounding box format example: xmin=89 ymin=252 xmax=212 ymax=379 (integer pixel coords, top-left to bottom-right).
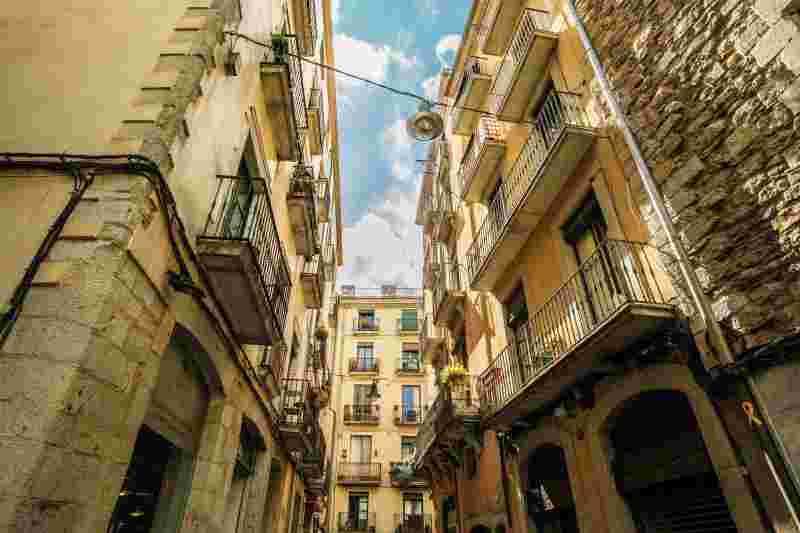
xmin=575 ymin=0 xmax=800 ymax=347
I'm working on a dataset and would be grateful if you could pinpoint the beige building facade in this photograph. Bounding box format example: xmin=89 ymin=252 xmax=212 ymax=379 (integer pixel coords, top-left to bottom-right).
xmin=0 ymin=1 xmax=343 ymax=532
xmin=415 ymin=0 xmax=800 ymax=532
xmin=329 ymin=287 xmax=437 ymax=533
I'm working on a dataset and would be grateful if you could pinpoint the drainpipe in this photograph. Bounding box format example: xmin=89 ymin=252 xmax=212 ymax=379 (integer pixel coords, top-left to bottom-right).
xmin=563 ymin=0 xmax=800 ymax=522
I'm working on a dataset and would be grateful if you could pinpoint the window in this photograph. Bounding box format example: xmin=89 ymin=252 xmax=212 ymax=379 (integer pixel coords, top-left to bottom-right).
xmin=401 ymin=345 xmax=420 ymax=372
xmin=401 ymin=437 xmax=416 ymax=463
xmin=351 ymin=344 xmax=375 ymax=372
xmin=401 ymin=386 xmax=421 ymax=422
xmin=221 ymin=137 xmax=260 ymax=239
xmin=400 ymin=309 xmax=418 ymax=331
xmin=357 ymin=309 xmax=377 ymax=330
xmin=503 ymin=285 xmax=534 ymax=381
xmin=223 ymin=421 xmax=262 ymax=532
xmin=350 ymin=435 xmax=372 ymax=463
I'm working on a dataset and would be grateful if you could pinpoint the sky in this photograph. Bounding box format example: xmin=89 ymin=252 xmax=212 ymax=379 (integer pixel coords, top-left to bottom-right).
xmin=332 ymin=0 xmax=471 ymax=289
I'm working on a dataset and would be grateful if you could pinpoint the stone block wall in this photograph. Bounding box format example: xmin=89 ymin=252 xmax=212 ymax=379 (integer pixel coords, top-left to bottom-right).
xmin=574 ymin=0 xmax=800 ymax=349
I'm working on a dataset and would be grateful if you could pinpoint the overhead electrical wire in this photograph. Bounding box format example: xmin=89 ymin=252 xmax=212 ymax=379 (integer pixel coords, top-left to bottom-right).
xmin=224 ymin=30 xmax=534 ymax=124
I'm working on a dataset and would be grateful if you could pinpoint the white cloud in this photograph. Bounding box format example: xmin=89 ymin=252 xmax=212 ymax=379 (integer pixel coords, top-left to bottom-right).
xmin=331 ymin=0 xmax=341 ymax=27
xmin=417 ymin=0 xmax=440 ymax=18
xmin=421 ymin=75 xmax=440 ymax=102
xmin=339 ymin=189 xmax=422 ymax=288
xmin=435 ymin=34 xmax=461 ymax=67
xmin=382 ymin=119 xmax=415 ymax=182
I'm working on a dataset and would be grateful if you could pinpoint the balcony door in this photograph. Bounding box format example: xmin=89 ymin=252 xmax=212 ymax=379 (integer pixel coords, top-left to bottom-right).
xmin=353 ymin=384 xmax=374 ymax=421
xmin=403 ymin=494 xmax=423 ymax=516
xmin=402 ymin=385 xmax=421 ymax=422
xmin=222 ymin=137 xmax=259 ymax=239
xmin=355 ymin=343 xmax=374 ymax=370
xmin=504 ymin=285 xmax=535 ymax=386
xmin=401 ymin=437 xmax=416 ymax=463
xmin=348 ymin=493 xmax=369 ymax=531
xmin=350 ymin=435 xmax=372 ymax=464
xmin=563 ymin=193 xmax=616 ymax=340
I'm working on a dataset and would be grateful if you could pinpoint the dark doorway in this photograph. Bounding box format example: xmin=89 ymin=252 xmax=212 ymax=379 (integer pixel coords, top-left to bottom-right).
xmin=610 ymin=391 xmax=738 ymax=532
xmin=525 ymin=445 xmax=578 ymax=533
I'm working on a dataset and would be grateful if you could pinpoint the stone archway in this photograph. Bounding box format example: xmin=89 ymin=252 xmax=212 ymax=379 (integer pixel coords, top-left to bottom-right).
xmin=607 ymin=390 xmax=736 ymax=532
xmin=523 ymin=445 xmax=579 ymax=533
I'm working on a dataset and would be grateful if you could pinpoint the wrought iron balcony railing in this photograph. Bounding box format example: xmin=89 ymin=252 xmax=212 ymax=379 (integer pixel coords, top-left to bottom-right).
xmin=260 ymin=343 xmax=287 ymax=385
xmin=452 ymin=57 xmax=493 ymax=105
xmin=270 ymin=34 xmax=308 ymax=130
xmin=415 ymin=376 xmax=480 ymax=466
xmin=432 ymin=262 xmax=466 ymax=325
xmin=198 ymin=175 xmax=291 ymax=343
xmin=353 ymin=317 xmax=380 ymax=333
xmin=394 ymin=514 xmax=433 ymax=533
xmin=490 ymin=9 xmax=556 ymax=117
xmin=344 ymin=404 xmax=381 ymax=424
xmin=479 ymin=240 xmax=672 ymax=415
xmin=338 ymin=512 xmax=377 ymax=532
xmin=279 ymin=378 xmax=312 ymax=426
xmin=459 ymin=116 xmax=505 ymax=201
xmin=337 ymin=463 xmax=382 ymax=484
xmin=394 ymin=404 xmax=426 ymax=425
xmin=396 ymin=355 xmax=424 ymax=374
xmin=466 ymin=91 xmax=589 ymax=284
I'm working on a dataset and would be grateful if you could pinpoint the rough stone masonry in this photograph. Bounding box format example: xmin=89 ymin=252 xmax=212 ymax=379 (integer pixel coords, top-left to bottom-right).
xmin=575 ymin=0 xmax=800 ymax=350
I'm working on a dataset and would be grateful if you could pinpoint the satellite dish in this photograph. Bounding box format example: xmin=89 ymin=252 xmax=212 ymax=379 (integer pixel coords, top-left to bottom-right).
xmin=406 ymin=101 xmax=444 ymax=142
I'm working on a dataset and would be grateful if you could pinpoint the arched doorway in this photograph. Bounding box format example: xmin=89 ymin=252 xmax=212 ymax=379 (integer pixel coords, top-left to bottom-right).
xmin=609 ymin=390 xmax=738 ymax=532
xmin=470 ymin=524 xmax=491 ymax=533
xmin=524 ymin=445 xmax=578 ymax=533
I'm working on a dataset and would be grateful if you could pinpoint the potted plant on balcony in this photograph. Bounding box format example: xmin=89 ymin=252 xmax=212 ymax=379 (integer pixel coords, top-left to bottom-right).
xmin=437 ymin=362 xmax=467 ymax=387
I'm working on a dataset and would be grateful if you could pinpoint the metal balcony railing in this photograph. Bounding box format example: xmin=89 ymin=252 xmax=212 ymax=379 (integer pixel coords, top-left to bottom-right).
xmin=394 ymin=404 xmax=426 ymax=425
xmin=337 ymin=463 xmax=382 ymax=483
xmin=303 ymin=253 xmax=325 ymax=281
xmin=396 ymin=355 xmax=423 ymax=373
xmin=353 ymin=317 xmax=380 ymax=333
xmin=418 ymin=192 xmax=439 ymax=227
xmin=309 ymin=84 xmax=325 ymax=149
xmin=316 ymin=176 xmax=331 ymax=216
xmin=467 ymin=91 xmax=588 ymax=284
xmin=459 ymin=116 xmax=505 ymax=197
xmin=348 ymin=356 xmax=379 ymax=373
xmin=490 ymin=9 xmax=556 ymax=116
xmin=260 ymin=343 xmax=287 ymax=384
xmin=338 ymin=512 xmax=376 ymax=532
xmin=279 ymin=378 xmax=311 ymax=428
xmin=416 ymin=376 xmax=480 ymax=464
xmin=270 ymin=34 xmax=308 ymax=131
xmin=397 ymin=316 xmax=420 ymax=332
xmin=344 ymin=404 xmax=381 ymax=424
xmin=394 ymin=514 xmax=433 ymax=533
xmin=479 ymin=240 xmax=670 ymax=413
xmin=200 ymin=175 xmax=291 ymax=335
xmin=432 ymin=262 xmax=466 ymax=323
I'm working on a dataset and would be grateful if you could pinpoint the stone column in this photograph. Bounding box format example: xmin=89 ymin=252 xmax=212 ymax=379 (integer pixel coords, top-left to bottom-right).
xmin=181 ymin=398 xmax=242 ymax=532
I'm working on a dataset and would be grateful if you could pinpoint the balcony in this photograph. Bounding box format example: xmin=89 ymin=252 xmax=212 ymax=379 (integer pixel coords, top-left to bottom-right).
xmin=459 ymin=116 xmax=506 ymax=204
xmin=260 ymin=36 xmax=307 ymax=161
xmin=353 ymin=317 xmax=380 ymax=335
xmin=259 ymin=343 xmax=288 ymax=396
xmin=433 ymin=262 xmax=466 ymax=328
xmin=433 ymin=190 xmax=458 ymax=243
xmin=288 ymin=0 xmax=318 ymax=56
xmin=480 ymin=0 xmax=524 ymax=56
xmin=287 ymin=165 xmax=319 ymax=259
xmin=415 ymin=377 xmax=481 ymax=470
xmin=389 ymin=465 xmax=429 ymax=488
xmin=197 ymin=175 xmax=291 ymax=346
xmin=337 ymin=463 xmax=382 ymax=485
xmin=317 ymin=177 xmax=331 ymax=223
xmin=307 ymin=84 xmax=325 ymax=155
xmin=397 ymin=316 xmax=420 ymax=334
xmin=451 ymin=57 xmax=494 ymax=135
xmin=338 ymin=513 xmax=377 ymax=532
xmin=419 ymin=316 xmax=444 ymax=366
xmin=489 ymin=9 xmax=558 ymax=122
xmin=396 ymin=355 xmax=424 ymax=375
xmin=394 ymin=514 xmax=433 ymax=533
xmin=300 ymin=428 xmax=327 ymax=482
xmin=301 ymin=255 xmax=325 ymax=309
xmin=417 ymin=192 xmax=440 ymax=235
xmin=422 ymin=241 xmax=436 ymax=289
xmin=479 ymin=240 xmax=676 ymax=427
xmin=344 ymin=404 xmax=380 ymax=424
xmin=278 ymin=378 xmax=314 ymax=453
xmin=467 ymin=91 xmax=596 ymax=291
xmin=394 ymin=404 xmax=426 ymax=425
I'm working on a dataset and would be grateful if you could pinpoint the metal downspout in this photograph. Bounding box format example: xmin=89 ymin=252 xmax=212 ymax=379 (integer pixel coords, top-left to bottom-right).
xmin=563 ymin=0 xmax=800 ymax=522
